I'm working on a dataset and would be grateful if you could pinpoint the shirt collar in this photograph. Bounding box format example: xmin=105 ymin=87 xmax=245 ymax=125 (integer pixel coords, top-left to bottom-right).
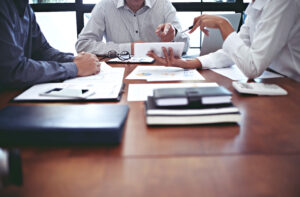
xmin=251 ymin=0 xmax=267 ymax=11
xmin=13 ymin=0 xmax=29 ymax=17
xmin=116 ymin=0 xmax=153 ymax=9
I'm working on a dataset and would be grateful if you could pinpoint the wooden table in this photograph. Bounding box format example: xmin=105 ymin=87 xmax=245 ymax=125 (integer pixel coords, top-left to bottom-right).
xmin=1 ymin=64 xmax=300 ymax=197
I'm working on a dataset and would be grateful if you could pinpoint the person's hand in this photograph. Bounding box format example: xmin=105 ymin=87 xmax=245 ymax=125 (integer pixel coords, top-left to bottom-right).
xmin=131 ymin=40 xmax=144 ymax=55
xmin=147 ymin=47 xmax=201 ymax=69
xmin=189 ymin=14 xmax=234 ymax=40
xmin=155 ymin=23 xmax=176 ymax=42
xmin=74 ymin=52 xmax=100 ymax=77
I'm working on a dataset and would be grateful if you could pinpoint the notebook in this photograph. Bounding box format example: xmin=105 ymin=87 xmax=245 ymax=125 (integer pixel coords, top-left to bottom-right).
xmin=153 ymin=86 xmax=232 ymax=107
xmin=0 ymin=104 xmax=129 ymax=145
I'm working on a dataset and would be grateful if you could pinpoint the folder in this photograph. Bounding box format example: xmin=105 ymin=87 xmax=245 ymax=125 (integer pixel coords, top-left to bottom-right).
xmin=0 ymin=104 xmax=129 ymax=145
xmin=13 ymin=63 xmax=125 ymax=102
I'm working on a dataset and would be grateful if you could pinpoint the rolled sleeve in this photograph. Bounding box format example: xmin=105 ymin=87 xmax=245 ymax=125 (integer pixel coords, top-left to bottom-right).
xmin=222 ymin=32 xmax=243 ymax=59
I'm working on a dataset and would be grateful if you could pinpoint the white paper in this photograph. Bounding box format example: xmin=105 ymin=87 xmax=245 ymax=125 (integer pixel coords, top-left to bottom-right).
xmin=134 ymin=42 xmax=185 ymax=58
xmin=211 ymin=65 xmax=283 ymax=80
xmin=14 ymin=64 xmax=124 ymax=101
xmin=126 ymin=66 xmax=205 ymax=81
xmin=127 ymin=82 xmax=218 ymax=102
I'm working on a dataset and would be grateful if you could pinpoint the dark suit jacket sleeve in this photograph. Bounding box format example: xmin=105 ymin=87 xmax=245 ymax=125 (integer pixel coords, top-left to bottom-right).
xmin=0 ymin=5 xmax=77 ymax=88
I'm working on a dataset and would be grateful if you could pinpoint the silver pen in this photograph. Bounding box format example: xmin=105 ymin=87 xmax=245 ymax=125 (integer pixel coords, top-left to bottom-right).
xmin=181 ymin=25 xmax=194 ymax=33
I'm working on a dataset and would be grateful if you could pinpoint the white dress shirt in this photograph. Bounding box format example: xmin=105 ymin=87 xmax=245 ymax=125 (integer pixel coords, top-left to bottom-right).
xmin=76 ymin=0 xmax=189 ymax=55
xmin=198 ymin=0 xmax=300 ymax=82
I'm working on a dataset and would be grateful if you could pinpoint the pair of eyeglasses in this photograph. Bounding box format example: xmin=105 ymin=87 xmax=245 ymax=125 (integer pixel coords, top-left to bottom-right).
xmin=97 ymin=50 xmax=131 ymax=61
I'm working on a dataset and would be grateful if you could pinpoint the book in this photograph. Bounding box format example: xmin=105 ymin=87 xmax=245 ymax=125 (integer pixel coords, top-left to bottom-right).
xmin=153 ymin=86 xmax=232 ymax=107
xmin=0 ymin=104 xmax=129 ymax=145
xmin=145 ymin=96 xmax=240 ymax=125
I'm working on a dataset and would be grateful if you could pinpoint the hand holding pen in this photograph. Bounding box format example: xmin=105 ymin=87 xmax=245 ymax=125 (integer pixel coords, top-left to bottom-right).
xmin=184 ymin=15 xmax=234 ymax=39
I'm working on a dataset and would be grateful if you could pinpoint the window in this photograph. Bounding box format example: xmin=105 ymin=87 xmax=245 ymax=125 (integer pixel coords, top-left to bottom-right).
xmin=30 ymin=0 xmax=74 ymax=3
xmin=30 ymin=0 xmax=248 ymax=53
xmin=35 ymin=12 xmax=77 ymax=53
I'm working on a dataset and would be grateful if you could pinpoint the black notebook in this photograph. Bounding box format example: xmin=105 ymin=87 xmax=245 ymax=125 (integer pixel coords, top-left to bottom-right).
xmin=0 ymin=104 xmax=129 ymax=145
xmin=153 ymin=86 xmax=232 ymax=107
xmin=145 ymin=96 xmax=240 ymax=126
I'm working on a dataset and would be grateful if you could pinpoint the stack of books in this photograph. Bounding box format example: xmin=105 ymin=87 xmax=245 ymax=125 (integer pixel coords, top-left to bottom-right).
xmin=145 ymin=86 xmax=241 ymax=125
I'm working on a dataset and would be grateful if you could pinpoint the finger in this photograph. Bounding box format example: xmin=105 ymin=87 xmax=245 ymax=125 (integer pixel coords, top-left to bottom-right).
xmin=162 ymin=47 xmax=170 ymax=66
xmin=190 ymin=16 xmax=201 ymax=33
xmin=168 ymin=47 xmax=176 ymax=66
xmin=163 ymin=24 xmax=170 ymax=35
xmin=155 ymin=24 xmax=164 ymax=33
xmin=190 ymin=19 xmax=201 ymax=34
xmin=200 ymin=23 xmax=209 ymax=36
xmin=147 ymin=50 xmax=165 ymax=65
xmin=203 ymin=28 xmax=209 ymax=36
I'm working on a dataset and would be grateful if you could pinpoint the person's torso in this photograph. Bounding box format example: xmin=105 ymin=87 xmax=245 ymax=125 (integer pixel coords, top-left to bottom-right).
xmin=102 ymin=0 xmax=167 ymax=43
xmin=246 ymin=0 xmax=300 ymax=81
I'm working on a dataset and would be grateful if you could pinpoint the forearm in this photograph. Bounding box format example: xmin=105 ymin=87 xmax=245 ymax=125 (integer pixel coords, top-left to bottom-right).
xmin=76 ymin=39 xmax=131 ymax=55
xmin=197 ymin=48 xmax=234 ymax=69
xmin=32 ymin=42 xmax=74 ymax=62
xmin=218 ymin=19 xmax=235 ymax=41
xmin=0 ymin=58 xmax=77 ymax=88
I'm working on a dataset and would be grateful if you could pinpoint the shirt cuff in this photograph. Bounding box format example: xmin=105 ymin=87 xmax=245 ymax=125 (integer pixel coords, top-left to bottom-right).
xmin=196 ymin=55 xmax=213 ymax=69
xmin=62 ymin=62 xmax=78 ymax=78
xmin=119 ymin=43 xmax=132 ymax=54
xmin=222 ymin=32 xmax=244 ymax=58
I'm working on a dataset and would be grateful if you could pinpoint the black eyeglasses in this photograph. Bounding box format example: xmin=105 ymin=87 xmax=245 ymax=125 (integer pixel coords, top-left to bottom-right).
xmin=97 ymin=50 xmax=131 ymax=61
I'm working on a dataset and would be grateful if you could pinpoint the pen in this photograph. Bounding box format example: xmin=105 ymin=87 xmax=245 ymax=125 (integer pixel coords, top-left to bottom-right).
xmin=181 ymin=25 xmax=193 ymax=33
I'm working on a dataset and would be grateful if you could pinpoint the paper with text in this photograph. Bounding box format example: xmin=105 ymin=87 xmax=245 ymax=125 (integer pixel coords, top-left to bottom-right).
xmin=127 ymin=82 xmax=218 ymax=102
xmin=126 ymin=66 xmax=205 ymax=81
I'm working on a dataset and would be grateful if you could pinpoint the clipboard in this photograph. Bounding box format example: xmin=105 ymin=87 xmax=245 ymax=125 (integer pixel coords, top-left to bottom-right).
xmin=12 ymin=83 xmax=125 ymax=102
xmin=12 ymin=65 xmax=125 ymax=102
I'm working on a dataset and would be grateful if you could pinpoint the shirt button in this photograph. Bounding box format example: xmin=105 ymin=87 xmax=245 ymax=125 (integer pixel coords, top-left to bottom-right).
xmin=136 ymin=30 xmax=138 ymax=33
xmin=134 ymin=14 xmax=136 ymax=17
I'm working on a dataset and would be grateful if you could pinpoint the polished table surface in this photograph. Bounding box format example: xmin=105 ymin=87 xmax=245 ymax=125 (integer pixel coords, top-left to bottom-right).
xmin=0 ymin=64 xmax=300 ymax=197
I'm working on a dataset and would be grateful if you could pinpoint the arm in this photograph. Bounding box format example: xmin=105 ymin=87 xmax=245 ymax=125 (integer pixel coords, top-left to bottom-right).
xmin=30 ymin=8 xmax=75 ymax=63
xmin=222 ymin=0 xmax=298 ymax=79
xmin=75 ymin=2 xmax=131 ymax=55
xmin=197 ymin=12 xmax=251 ymax=69
xmin=0 ymin=7 xmax=77 ymax=88
xmin=162 ymin=0 xmax=190 ymax=53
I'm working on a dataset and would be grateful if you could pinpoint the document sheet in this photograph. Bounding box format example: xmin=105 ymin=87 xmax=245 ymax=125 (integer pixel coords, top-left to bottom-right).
xmin=14 ymin=62 xmax=125 ymax=101
xmin=211 ymin=65 xmax=283 ymax=80
xmin=127 ymin=82 xmax=218 ymax=102
xmin=126 ymin=66 xmax=205 ymax=81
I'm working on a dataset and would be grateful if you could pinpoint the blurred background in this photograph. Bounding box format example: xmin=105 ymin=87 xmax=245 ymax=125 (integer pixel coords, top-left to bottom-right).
xmin=29 ymin=0 xmax=251 ymax=55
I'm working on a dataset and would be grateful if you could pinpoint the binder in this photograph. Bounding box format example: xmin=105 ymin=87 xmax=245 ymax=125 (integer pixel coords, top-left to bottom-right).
xmin=0 ymin=104 xmax=129 ymax=145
